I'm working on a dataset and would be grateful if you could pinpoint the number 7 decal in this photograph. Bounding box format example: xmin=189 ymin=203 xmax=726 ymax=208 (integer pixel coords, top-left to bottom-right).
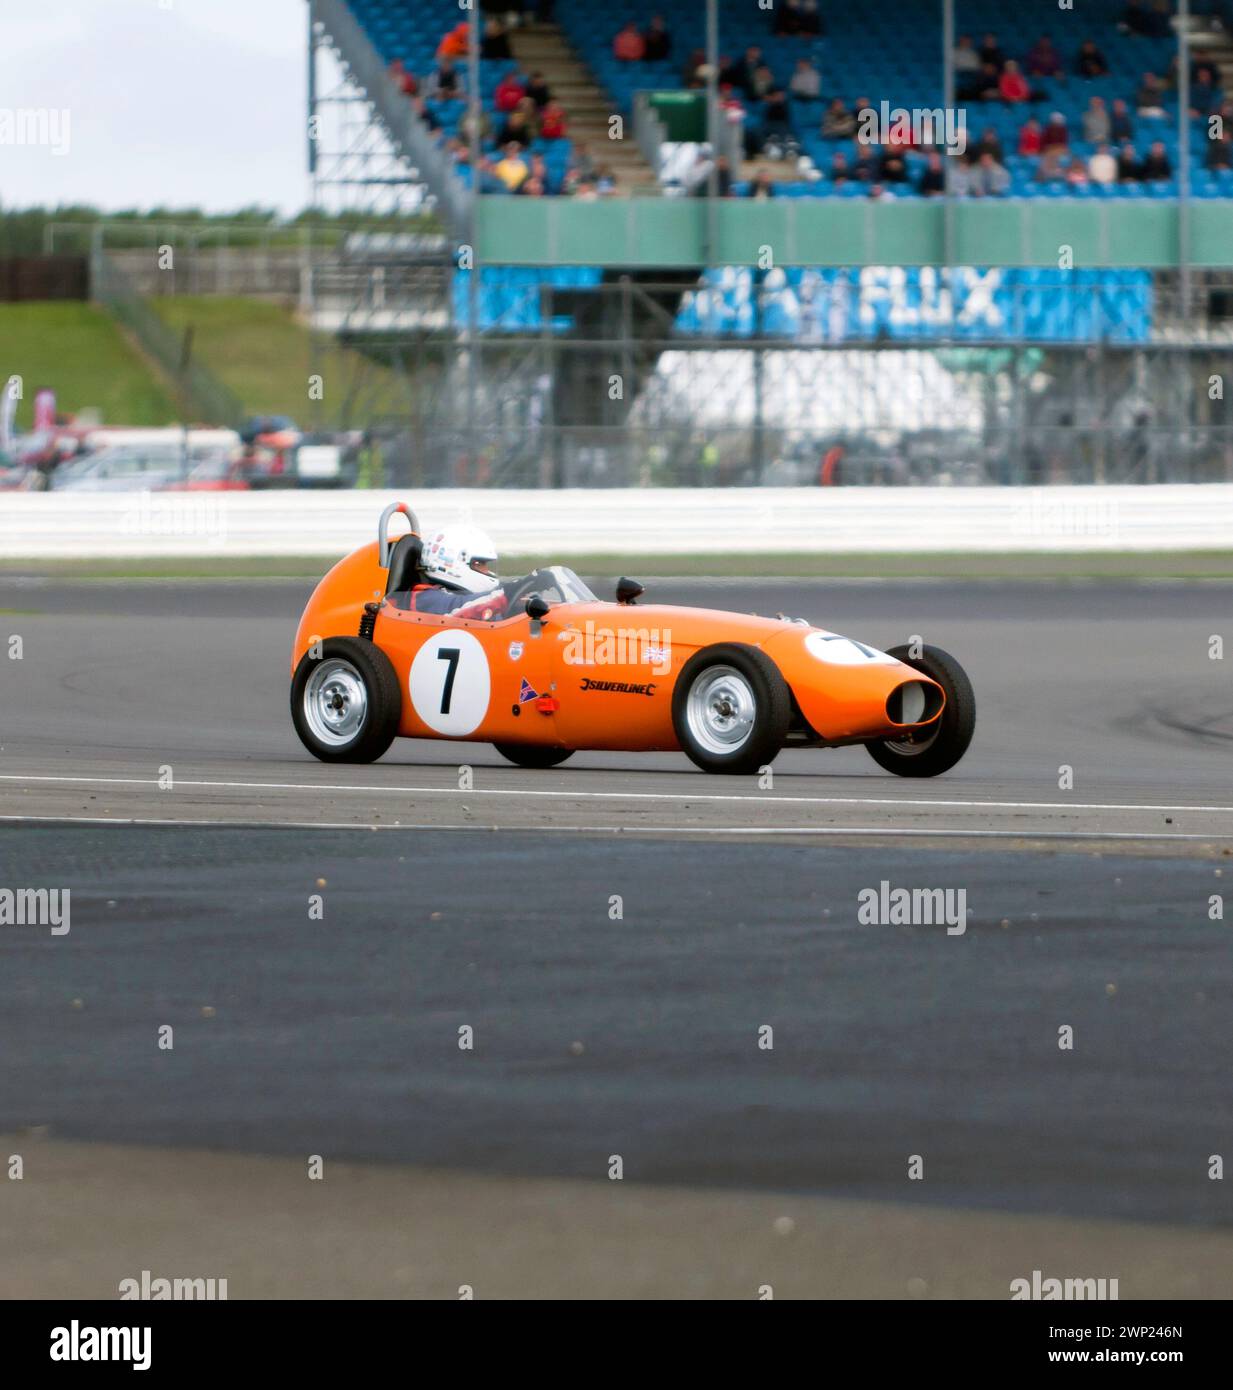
xmin=437 ymin=647 xmax=461 ymax=714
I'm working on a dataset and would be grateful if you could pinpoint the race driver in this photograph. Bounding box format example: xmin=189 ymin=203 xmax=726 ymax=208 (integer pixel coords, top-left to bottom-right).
xmin=404 ymin=525 xmax=509 ymax=620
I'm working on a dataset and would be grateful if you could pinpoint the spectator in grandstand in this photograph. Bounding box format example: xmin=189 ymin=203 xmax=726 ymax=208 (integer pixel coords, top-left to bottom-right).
xmin=878 ymin=148 xmax=909 ymax=184
xmin=613 ymin=23 xmax=645 ymax=62
xmin=520 ymin=175 xmax=547 ymax=198
xmin=562 ymin=142 xmax=597 ymax=192
xmin=974 ymin=126 xmax=1005 ymax=162
xmin=969 ymin=151 xmax=1010 ymax=196
xmin=953 ymin=34 xmax=981 ymax=75
xmin=919 ymin=151 xmax=946 ymax=196
xmin=388 ymin=59 xmax=418 ymax=97
xmin=1089 ymin=143 xmax=1118 ymax=184
xmin=1036 ymin=147 xmax=1067 ymax=182
xmin=758 ymin=89 xmax=793 ymax=153
xmin=1140 ymin=140 xmax=1172 ymax=181
xmin=1018 ymin=117 xmax=1043 ymax=154
xmin=539 ymin=100 xmax=568 ymax=140
xmin=1039 ymin=110 xmax=1073 ymax=151
xmin=436 ymin=21 xmax=469 ymax=62
xmin=1082 ymin=96 xmax=1111 ymax=144
xmin=1143 ymin=0 xmax=1173 ymax=39
xmin=789 ymin=58 xmax=821 ymax=101
xmin=961 ymin=62 xmax=1003 ymax=103
xmin=527 ymin=153 xmax=553 ymax=192
xmin=1119 ymin=0 xmax=1153 ymax=36
xmin=979 ymin=33 xmax=1006 ymax=71
xmin=1041 ymin=111 xmax=1070 ymax=150
xmin=851 ymin=137 xmax=880 ymax=182
xmin=411 ymin=96 xmax=441 ymax=135
xmin=458 ymin=104 xmax=490 ymax=145
xmin=998 ymin=61 xmax=1031 ymax=104
xmin=727 ymin=47 xmax=765 ymax=99
xmin=498 ymin=104 xmax=536 ymax=149
xmin=1064 ymin=157 xmax=1089 ymax=188
xmin=525 ymin=71 xmax=552 ymax=109
xmin=643 ymin=15 xmax=672 ymax=62
xmin=481 ymin=17 xmax=512 ymax=61
xmin=748 ymin=170 xmax=776 ymax=199
xmin=682 ymin=49 xmax=706 ymax=87
xmin=799 ymin=0 xmax=823 ymax=36
xmin=827 ymin=150 xmax=850 ymax=185
xmin=1190 ymin=69 xmax=1223 ymax=120
xmin=1206 ymin=131 xmax=1233 ymax=169
xmin=494 ymin=70 xmax=527 ymax=114
xmin=494 ymin=144 xmax=530 ymax=191
xmin=1075 ymin=40 xmax=1109 ymax=80
xmin=1026 ymin=35 xmax=1062 ymax=79
xmin=1110 ymin=98 xmax=1135 ymax=142
xmin=867 ymin=182 xmax=896 ymax=201
xmin=749 ymin=64 xmax=776 ymax=102
xmin=1117 ymin=142 xmax=1143 ymax=181
xmin=774 ymin=0 xmax=805 ymax=37
xmin=821 ymin=97 xmax=856 ymax=139
xmin=1192 ymin=50 xmax=1221 ymax=86
xmin=949 ymin=160 xmax=974 ymax=196
xmin=426 ymin=57 xmax=465 ymax=100
xmin=1136 ymin=72 xmax=1166 ymax=116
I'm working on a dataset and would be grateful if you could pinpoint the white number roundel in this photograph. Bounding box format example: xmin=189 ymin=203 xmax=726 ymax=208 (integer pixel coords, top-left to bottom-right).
xmin=409 ymin=630 xmax=491 ymax=736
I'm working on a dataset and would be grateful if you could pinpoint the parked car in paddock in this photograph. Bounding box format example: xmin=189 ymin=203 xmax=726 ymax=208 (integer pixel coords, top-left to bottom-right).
xmin=289 ymin=503 xmax=975 ymax=776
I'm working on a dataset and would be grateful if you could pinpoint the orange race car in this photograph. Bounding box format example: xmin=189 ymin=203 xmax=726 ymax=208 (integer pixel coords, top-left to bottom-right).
xmin=289 ymin=503 xmax=975 ymax=776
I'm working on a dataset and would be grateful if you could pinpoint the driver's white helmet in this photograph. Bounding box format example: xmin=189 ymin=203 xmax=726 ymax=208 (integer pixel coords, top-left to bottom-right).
xmin=422 ymin=525 xmax=499 ymax=595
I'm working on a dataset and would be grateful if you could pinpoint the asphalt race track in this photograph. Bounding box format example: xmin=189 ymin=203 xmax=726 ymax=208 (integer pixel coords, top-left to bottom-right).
xmin=3 ymin=576 xmax=1233 ymax=1297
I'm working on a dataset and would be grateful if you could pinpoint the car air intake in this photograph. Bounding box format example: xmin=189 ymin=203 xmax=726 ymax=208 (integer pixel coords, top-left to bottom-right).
xmin=886 ymin=680 xmax=943 ymax=726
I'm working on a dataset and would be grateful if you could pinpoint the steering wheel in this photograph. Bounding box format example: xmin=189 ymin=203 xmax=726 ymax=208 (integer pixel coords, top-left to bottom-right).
xmin=503 ymin=569 xmax=553 ymax=610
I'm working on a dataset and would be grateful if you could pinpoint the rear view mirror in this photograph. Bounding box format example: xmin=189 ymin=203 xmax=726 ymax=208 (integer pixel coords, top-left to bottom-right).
xmin=525 ymin=594 xmax=550 ymax=620
xmin=616 ymin=577 xmax=644 ymax=605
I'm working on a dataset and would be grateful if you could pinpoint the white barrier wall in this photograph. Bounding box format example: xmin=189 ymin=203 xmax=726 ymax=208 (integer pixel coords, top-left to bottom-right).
xmin=0 ymin=486 xmax=1229 ymax=558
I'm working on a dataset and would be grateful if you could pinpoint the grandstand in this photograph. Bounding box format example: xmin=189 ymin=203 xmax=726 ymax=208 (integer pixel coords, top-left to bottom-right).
xmin=295 ymin=2 xmax=1233 ymax=485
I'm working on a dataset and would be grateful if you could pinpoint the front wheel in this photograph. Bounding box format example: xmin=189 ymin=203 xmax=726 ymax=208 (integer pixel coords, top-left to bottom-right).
xmin=291 ymin=636 xmax=401 ymax=763
xmin=493 ymin=742 xmax=574 ymax=769
xmin=866 ymin=644 xmax=975 ymax=778
xmin=672 ymin=643 xmax=791 ymax=775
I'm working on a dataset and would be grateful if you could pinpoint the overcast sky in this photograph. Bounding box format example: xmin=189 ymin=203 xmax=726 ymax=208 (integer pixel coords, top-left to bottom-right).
xmin=1 ymin=0 xmax=310 ymax=213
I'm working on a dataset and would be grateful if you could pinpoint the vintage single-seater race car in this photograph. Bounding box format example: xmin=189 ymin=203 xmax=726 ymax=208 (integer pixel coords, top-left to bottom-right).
xmin=289 ymin=503 xmax=975 ymax=776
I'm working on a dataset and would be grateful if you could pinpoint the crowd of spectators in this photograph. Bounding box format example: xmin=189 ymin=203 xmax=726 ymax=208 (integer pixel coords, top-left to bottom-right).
xmin=388 ymin=14 xmax=625 ymax=197
xmin=390 ymin=3 xmax=1223 ymax=201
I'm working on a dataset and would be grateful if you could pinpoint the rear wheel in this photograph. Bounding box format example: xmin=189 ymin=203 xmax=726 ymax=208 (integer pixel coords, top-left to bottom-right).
xmin=866 ymin=644 xmax=975 ymax=778
xmin=493 ymin=742 xmax=574 ymax=769
xmin=672 ymin=643 xmax=791 ymax=775
xmin=291 ymin=636 xmax=401 ymax=763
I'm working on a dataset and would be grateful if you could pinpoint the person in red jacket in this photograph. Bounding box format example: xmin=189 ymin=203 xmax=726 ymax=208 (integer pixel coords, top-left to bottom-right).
xmin=539 ymin=101 xmax=568 ymax=140
xmin=494 ymin=71 xmax=526 ymax=114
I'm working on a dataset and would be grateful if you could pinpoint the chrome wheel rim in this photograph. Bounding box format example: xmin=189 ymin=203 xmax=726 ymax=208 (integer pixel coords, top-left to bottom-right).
xmin=883 ymin=722 xmax=941 ymax=757
xmin=686 ymin=665 xmax=756 ymax=756
xmin=304 ymin=658 xmax=367 ymax=747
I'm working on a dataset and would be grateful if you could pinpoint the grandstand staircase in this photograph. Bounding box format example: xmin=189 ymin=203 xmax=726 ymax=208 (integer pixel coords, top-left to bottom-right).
xmin=508 ymin=22 xmax=657 ymax=190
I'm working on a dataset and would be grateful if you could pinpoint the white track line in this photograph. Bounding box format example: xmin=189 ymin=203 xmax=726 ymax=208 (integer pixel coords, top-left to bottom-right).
xmin=0 ymin=813 xmax=1226 ymax=841
xmin=0 ymin=772 xmax=1227 ymax=816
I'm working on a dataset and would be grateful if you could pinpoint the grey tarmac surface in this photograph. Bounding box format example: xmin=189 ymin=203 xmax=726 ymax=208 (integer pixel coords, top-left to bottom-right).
xmin=2 ymin=576 xmax=1233 ymax=1296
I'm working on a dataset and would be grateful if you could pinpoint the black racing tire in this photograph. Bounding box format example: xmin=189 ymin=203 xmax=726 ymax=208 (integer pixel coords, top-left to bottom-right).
xmin=493 ymin=742 xmax=575 ymax=769
xmin=672 ymin=642 xmax=791 ymax=775
xmin=866 ymin=643 xmax=975 ymax=778
xmin=291 ymin=635 xmax=402 ymax=764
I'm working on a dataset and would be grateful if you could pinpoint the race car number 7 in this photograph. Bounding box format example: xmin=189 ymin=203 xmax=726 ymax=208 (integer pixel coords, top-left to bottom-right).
xmin=437 ymin=647 xmax=461 ymax=714
xmin=409 ymin=630 xmax=491 ymax=736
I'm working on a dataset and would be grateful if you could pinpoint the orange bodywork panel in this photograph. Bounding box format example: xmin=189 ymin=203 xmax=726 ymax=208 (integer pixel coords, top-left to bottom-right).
xmin=292 ymin=545 xmax=942 ymax=752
